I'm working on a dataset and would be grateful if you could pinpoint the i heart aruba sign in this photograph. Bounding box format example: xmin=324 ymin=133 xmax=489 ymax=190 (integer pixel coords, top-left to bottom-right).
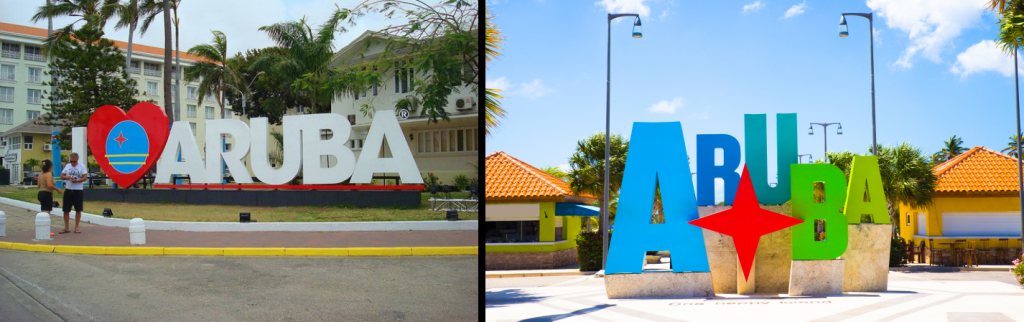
xmin=86 ymin=102 xmax=169 ymax=188
xmin=74 ymin=102 xmax=423 ymax=189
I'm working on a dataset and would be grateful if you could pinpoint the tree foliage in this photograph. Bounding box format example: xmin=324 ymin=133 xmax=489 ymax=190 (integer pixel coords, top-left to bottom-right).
xmin=40 ymin=25 xmax=140 ymax=143
xmin=485 ymin=10 xmax=504 ymax=134
xmin=826 ymin=143 xmax=937 ymax=232
xmin=931 ymin=135 xmax=966 ymax=164
xmin=568 ymin=133 xmax=629 ymax=222
xmin=333 ymin=0 xmax=478 ymax=123
xmin=184 ymin=30 xmax=239 ymax=111
xmin=1004 ymin=133 xmax=1024 ymax=158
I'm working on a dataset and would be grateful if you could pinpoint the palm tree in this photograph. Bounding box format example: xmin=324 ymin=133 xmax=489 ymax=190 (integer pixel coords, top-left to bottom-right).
xmin=110 ymin=0 xmax=141 ymax=71
xmin=256 ymin=13 xmax=347 ymax=113
xmin=932 ymin=135 xmax=966 ymax=163
xmin=828 ymin=143 xmax=937 ymax=233
xmin=485 ymin=11 xmax=505 ymax=135
xmin=184 ymin=30 xmax=237 ymax=113
xmin=137 ymin=0 xmax=175 ymax=121
xmin=567 ymin=133 xmax=629 ymax=223
xmin=32 ymin=0 xmax=116 ymax=32
xmin=1004 ymin=134 xmax=1024 ymax=158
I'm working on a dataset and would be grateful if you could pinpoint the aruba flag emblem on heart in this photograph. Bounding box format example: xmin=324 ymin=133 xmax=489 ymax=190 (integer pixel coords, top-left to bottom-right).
xmin=87 ymin=102 xmax=170 ymax=188
xmin=105 ymin=120 xmax=150 ymax=174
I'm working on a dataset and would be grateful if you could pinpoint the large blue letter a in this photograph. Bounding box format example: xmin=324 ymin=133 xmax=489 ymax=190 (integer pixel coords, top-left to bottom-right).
xmin=606 ymin=122 xmax=710 ymax=274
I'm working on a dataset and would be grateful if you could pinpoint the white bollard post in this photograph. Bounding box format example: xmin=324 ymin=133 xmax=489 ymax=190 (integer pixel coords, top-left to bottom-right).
xmin=34 ymin=212 xmax=51 ymax=241
xmin=0 ymin=210 xmax=6 ymax=237
xmin=129 ymin=218 xmax=145 ymax=245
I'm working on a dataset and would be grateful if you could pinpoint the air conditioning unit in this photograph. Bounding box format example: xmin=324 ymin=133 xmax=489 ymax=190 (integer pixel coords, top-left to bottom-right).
xmin=43 ymin=144 xmax=52 ymax=151
xmin=455 ymin=96 xmax=476 ymax=111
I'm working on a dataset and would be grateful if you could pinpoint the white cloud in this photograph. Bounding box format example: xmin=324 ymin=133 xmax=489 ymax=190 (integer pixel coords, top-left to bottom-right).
xmin=649 ymin=97 xmax=685 ymax=114
xmin=488 ymin=77 xmax=553 ymax=99
xmin=743 ymin=1 xmax=765 ymax=14
xmin=950 ymin=40 xmax=1018 ymax=78
xmin=518 ymin=79 xmax=553 ymax=99
xmin=867 ymin=0 xmax=989 ymax=69
xmin=595 ymin=0 xmax=651 ymax=17
xmin=488 ymin=77 xmax=511 ymax=92
xmin=782 ymin=1 xmax=807 ymax=19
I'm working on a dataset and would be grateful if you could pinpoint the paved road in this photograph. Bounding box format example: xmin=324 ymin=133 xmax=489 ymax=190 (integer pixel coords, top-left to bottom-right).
xmin=485 ymin=271 xmax=1024 ymax=321
xmin=0 ymin=204 xmax=477 ymax=247
xmin=0 ymin=250 xmax=478 ymax=321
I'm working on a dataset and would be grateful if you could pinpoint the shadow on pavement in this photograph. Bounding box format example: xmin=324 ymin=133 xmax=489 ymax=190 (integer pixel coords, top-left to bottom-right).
xmin=485 ymin=289 xmax=547 ymax=308
xmin=520 ymin=304 xmax=615 ymax=322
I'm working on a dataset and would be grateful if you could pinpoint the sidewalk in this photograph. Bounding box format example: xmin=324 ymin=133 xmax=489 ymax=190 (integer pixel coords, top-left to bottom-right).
xmin=0 ymin=203 xmax=477 ymax=255
xmin=486 ymin=268 xmax=594 ymax=278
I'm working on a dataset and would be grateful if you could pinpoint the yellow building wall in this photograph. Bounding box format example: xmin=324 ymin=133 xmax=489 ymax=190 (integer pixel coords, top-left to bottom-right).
xmin=539 ymin=202 xmax=555 ymax=242
xmin=19 ymin=133 xmax=56 ymax=168
xmin=900 ymin=195 xmax=1023 ymax=249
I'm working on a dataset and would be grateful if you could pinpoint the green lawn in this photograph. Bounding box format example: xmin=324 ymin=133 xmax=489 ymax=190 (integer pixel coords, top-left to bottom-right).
xmin=0 ymin=186 xmax=477 ymax=222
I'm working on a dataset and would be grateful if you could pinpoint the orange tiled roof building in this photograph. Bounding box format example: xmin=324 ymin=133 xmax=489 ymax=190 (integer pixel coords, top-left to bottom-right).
xmin=485 ymin=151 xmax=597 ymax=270
xmin=899 ymin=146 xmax=1022 ymax=264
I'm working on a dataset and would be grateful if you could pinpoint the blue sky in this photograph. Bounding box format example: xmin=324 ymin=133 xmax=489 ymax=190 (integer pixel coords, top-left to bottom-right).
xmin=487 ymin=0 xmax=1021 ymax=202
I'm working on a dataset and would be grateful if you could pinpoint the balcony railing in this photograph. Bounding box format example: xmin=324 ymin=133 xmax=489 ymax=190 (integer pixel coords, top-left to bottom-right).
xmin=1 ymin=51 xmax=18 ymax=59
xmin=143 ymin=69 xmax=161 ymax=77
xmin=127 ymin=67 xmax=140 ymax=74
xmin=24 ymin=53 xmax=45 ymax=62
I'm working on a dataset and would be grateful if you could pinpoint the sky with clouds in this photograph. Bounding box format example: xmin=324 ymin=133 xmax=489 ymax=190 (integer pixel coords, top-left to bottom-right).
xmin=487 ymin=0 xmax=1024 ymax=203
xmin=0 ymin=0 xmax=400 ymax=57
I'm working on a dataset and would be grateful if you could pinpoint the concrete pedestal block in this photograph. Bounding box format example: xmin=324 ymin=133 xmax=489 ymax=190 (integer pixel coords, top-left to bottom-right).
xmin=753 ymin=206 xmax=794 ymax=294
xmin=605 ymin=272 xmax=715 ymax=299
xmin=788 ymin=260 xmax=844 ymax=296
xmin=699 ymin=206 xmax=737 ymax=294
xmin=737 ymin=261 xmax=755 ymax=295
xmin=842 ymin=224 xmax=891 ymax=292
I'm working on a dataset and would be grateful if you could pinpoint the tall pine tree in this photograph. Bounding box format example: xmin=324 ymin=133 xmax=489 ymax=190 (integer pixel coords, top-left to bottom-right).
xmin=41 ymin=24 xmax=140 ymax=144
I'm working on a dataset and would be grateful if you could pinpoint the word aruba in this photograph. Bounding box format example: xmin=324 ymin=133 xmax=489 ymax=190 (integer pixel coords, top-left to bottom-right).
xmin=73 ymin=105 xmax=422 ymax=186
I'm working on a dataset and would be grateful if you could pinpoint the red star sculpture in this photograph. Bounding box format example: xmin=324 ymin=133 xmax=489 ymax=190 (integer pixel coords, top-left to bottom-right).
xmin=689 ymin=165 xmax=803 ymax=281
xmin=114 ymin=131 xmax=128 ymax=148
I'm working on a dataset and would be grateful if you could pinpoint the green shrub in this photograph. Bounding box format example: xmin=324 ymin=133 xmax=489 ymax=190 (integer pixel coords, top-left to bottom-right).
xmin=890 ymin=234 xmax=908 ymax=267
xmin=453 ymin=174 xmax=470 ymax=191
xmin=576 ymin=231 xmax=606 ymax=272
xmin=423 ymin=173 xmax=440 ymax=191
xmin=1012 ymin=254 xmax=1024 ymax=285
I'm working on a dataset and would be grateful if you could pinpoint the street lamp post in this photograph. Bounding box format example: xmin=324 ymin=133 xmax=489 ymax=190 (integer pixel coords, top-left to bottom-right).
xmin=603 ymin=13 xmax=642 ymax=271
xmin=809 ymin=122 xmax=842 ymax=162
xmin=1015 ymin=38 xmax=1024 ymax=251
xmin=839 ymin=12 xmax=877 ymax=155
xmin=798 ymin=154 xmax=813 ymax=164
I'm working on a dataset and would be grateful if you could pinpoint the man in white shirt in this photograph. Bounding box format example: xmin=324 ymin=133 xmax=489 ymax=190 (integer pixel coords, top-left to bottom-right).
xmin=60 ymin=152 xmax=88 ymax=234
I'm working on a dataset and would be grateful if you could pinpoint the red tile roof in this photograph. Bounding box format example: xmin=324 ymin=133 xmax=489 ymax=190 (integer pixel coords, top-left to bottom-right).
xmin=933 ymin=146 xmax=1022 ymax=193
xmin=486 ymin=151 xmax=592 ymax=202
xmin=0 ymin=21 xmax=206 ymax=62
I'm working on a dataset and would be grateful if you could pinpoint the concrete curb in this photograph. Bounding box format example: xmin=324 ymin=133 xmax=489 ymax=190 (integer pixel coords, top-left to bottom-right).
xmin=0 ymin=241 xmax=477 ymax=257
xmin=0 ymin=196 xmax=477 ymax=232
xmin=485 ymin=270 xmax=596 ymax=278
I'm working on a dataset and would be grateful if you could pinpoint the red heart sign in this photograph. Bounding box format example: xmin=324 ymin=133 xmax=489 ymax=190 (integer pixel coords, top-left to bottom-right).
xmin=87 ymin=102 xmax=169 ymax=188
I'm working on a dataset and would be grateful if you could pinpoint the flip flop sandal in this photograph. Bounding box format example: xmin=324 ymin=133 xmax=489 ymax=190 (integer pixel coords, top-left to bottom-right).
xmin=58 ymin=230 xmax=70 ymax=234
xmin=73 ymin=231 xmax=81 ymax=234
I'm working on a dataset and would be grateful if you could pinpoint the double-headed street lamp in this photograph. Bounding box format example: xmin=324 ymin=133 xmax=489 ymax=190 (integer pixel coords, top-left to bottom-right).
xmin=839 ymin=12 xmax=878 ymax=156
xmin=602 ymin=13 xmax=642 ymax=271
xmin=809 ymin=122 xmax=842 ymax=162
xmin=798 ymin=154 xmax=813 ymax=164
